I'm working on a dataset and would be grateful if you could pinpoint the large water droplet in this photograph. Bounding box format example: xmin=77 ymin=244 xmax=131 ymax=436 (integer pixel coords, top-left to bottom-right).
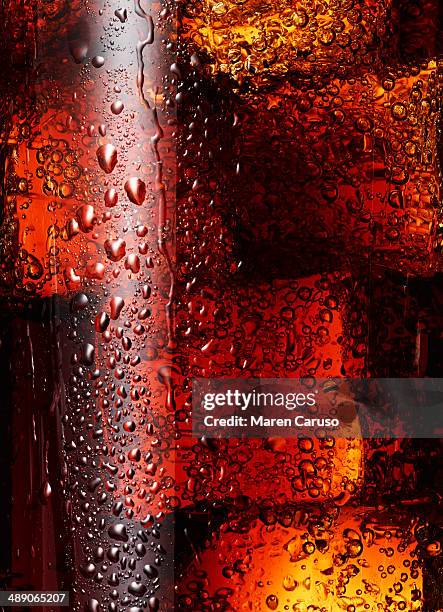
xmin=64 ymin=267 xmax=81 ymax=290
xmin=125 ymin=254 xmax=140 ymax=273
xmin=71 ymin=292 xmax=89 ymax=312
xmin=95 ymin=312 xmax=110 ymax=333
xmin=104 ymin=238 xmax=126 ymax=262
xmin=41 ymin=481 xmax=52 ymax=502
xmin=110 ymin=296 xmax=125 ymax=320
xmin=97 ymin=144 xmax=117 ymax=174
xmin=92 ymin=55 xmax=105 ymax=68
xmin=76 ymin=204 xmax=96 ymax=232
xmin=86 ymin=599 xmax=100 ymax=612
xmin=128 ymin=582 xmax=147 ymax=596
xmin=81 ymin=343 xmax=95 ymax=366
xmin=104 ymin=188 xmax=118 ymax=208
xmin=124 ymin=177 xmax=146 ymax=206
xmin=108 ymin=523 xmax=128 ymax=542
xmin=148 ymin=598 xmax=160 ymax=612
xmin=115 ymin=8 xmax=128 ymax=22
xmin=111 ymin=100 xmax=124 ymax=115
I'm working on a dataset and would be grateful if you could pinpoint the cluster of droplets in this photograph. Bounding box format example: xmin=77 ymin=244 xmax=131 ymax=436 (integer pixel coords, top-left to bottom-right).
xmin=180 ymin=0 xmax=393 ymax=87
xmin=0 ymin=0 xmax=183 ymax=608
xmin=171 ymin=1 xmax=443 ymax=609
xmin=176 ymin=504 xmax=424 ymax=610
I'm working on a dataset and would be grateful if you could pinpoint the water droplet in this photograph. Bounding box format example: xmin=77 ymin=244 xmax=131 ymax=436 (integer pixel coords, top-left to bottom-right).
xmin=95 ymin=312 xmax=110 ymax=333
xmin=129 ymin=582 xmax=147 ymax=596
xmin=104 ymin=238 xmax=126 ymax=262
xmin=391 ymin=102 xmax=407 ymax=121
xmin=111 ymin=100 xmax=124 ymax=115
xmin=76 ymin=204 xmax=96 ymax=232
xmin=104 ymin=188 xmax=118 ymax=207
xmin=80 ymin=563 xmax=96 ymax=578
xmin=81 ymin=343 xmax=95 ymax=366
xmin=86 ymin=599 xmax=100 ymax=612
xmin=64 ymin=267 xmax=81 ymax=290
xmin=110 ymin=296 xmax=125 ymax=320
xmin=41 ymin=481 xmax=52 ymax=501
xmin=66 ymin=218 xmax=80 ymax=238
xmin=71 ymin=293 xmax=89 ymax=312
xmin=148 ymin=598 xmax=159 ymax=612
xmin=157 ymin=365 xmax=180 ymax=411
xmin=123 ymin=420 xmax=136 ymax=432
xmin=128 ymin=448 xmax=141 ymax=462
xmin=124 ymin=177 xmax=146 ymax=206
xmin=125 ymin=254 xmax=140 ymax=273
xmin=87 ymin=262 xmax=105 ymax=280
xmin=27 ymin=256 xmax=43 ymax=280
xmin=190 ymin=53 xmax=201 ymax=68
xmin=115 ymin=8 xmax=128 ymax=22
xmin=92 ymin=55 xmax=105 ymax=68
xmin=108 ymin=523 xmax=128 ymax=542
xmin=107 ymin=547 xmax=120 ymax=562
xmin=143 ymin=564 xmax=159 ymax=578
xmin=97 ymin=144 xmax=117 ymax=174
